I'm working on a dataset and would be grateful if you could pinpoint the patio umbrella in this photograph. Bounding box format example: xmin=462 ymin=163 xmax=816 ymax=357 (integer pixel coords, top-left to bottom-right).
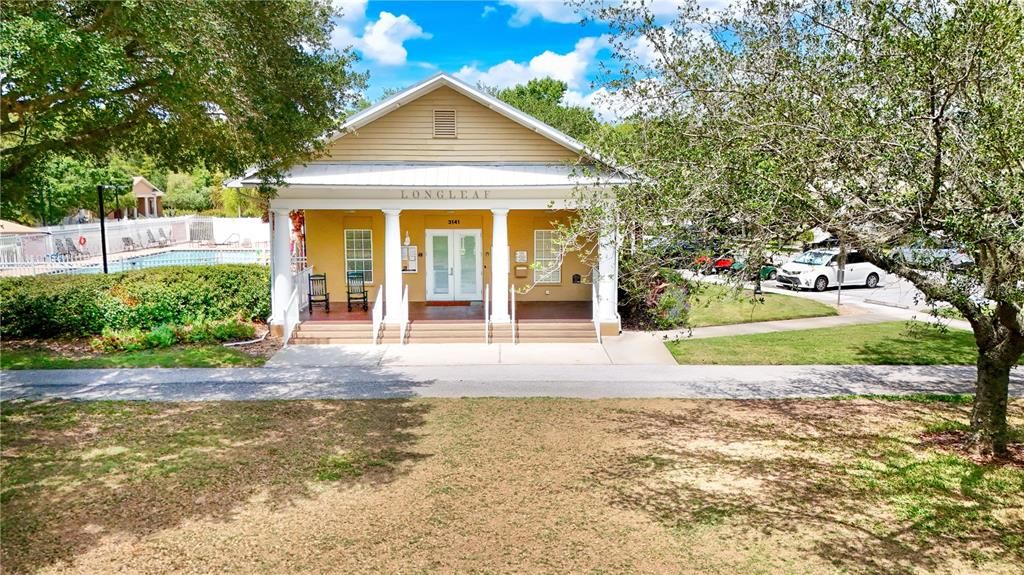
xmin=0 ymin=219 xmax=48 ymax=235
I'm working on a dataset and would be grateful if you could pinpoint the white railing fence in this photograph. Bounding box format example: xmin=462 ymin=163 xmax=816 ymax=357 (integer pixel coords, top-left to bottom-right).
xmin=371 ymin=286 xmax=384 ymax=345
xmin=510 ymin=286 xmax=517 ymax=345
xmin=295 ymin=267 xmax=313 ymax=312
xmin=0 ymin=248 xmax=270 ymax=277
xmin=282 ymin=266 xmax=313 ymax=347
xmin=399 ymin=285 xmax=410 ymax=345
xmin=484 ymin=283 xmax=490 ymax=344
xmin=592 ymin=269 xmax=603 ymax=344
xmin=0 ymin=216 xmax=269 ymax=266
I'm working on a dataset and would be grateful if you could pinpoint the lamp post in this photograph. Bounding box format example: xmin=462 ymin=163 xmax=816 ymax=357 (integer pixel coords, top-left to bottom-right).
xmin=96 ymin=184 xmax=128 ymax=274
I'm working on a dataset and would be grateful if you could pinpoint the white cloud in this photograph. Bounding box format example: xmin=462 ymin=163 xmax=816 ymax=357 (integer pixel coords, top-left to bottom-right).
xmin=481 ymin=5 xmax=497 ymax=18
xmin=455 ymin=36 xmax=608 ymax=90
xmin=330 ymin=5 xmax=430 ymax=66
xmin=498 ymin=0 xmax=578 ymax=26
xmin=563 ymin=87 xmax=631 ymax=122
xmin=358 ymin=12 xmax=432 ymax=66
xmin=333 ymin=0 xmax=367 ymax=24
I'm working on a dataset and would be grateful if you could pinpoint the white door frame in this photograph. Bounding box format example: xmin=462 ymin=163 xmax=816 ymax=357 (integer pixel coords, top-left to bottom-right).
xmin=425 ymin=229 xmax=483 ymax=301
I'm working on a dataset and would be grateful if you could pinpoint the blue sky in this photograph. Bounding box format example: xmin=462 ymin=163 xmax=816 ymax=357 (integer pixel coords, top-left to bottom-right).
xmin=331 ymin=0 xmax=702 ymax=117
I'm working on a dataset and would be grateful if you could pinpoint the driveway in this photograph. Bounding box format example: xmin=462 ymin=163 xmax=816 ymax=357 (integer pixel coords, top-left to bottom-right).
xmin=2 ymin=365 xmax=1020 ymax=401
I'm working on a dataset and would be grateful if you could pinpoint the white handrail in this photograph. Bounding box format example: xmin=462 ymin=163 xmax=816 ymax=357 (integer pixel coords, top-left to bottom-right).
xmin=282 ymin=266 xmax=312 ymax=347
xmin=282 ymin=287 xmax=301 ymax=346
xmin=371 ymin=286 xmax=384 ymax=345
xmin=399 ymin=284 xmax=410 ymax=345
xmin=592 ymin=269 xmax=602 ymax=344
xmin=510 ymin=286 xmax=517 ymax=345
xmin=484 ymin=283 xmax=490 ymax=344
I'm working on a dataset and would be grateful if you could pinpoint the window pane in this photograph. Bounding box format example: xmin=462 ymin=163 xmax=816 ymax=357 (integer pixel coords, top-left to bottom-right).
xmin=534 ymin=230 xmax=561 ymax=284
xmin=345 ymin=229 xmax=373 ymax=283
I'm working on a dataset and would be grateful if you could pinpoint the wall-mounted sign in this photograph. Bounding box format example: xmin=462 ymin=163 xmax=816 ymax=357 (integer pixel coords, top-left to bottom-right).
xmin=400 ymin=190 xmax=491 ymax=200
xmin=514 ymin=250 xmax=528 ymax=263
xmin=402 ymin=245 xmax=418 ymax=273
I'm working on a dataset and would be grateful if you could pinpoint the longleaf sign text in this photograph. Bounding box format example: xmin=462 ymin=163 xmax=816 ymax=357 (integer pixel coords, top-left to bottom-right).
xmin=401 ymin=190 xmax=491 ymax=200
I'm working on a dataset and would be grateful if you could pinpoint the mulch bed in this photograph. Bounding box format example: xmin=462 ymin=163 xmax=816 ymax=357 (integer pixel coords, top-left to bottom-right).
xmin=921 ymin=430 xmax=1024 ymax=468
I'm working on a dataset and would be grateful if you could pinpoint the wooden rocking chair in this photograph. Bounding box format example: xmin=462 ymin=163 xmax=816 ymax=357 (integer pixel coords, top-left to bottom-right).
xmin=309 ymin=273 xmax=330 ymax=312
xmin=346 ymin=271 xmax=368 ymax=312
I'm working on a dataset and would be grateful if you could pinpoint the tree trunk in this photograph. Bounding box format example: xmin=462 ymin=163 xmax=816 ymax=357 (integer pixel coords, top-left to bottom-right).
xmin=971 ymin=350 xmax=1012 ymax=456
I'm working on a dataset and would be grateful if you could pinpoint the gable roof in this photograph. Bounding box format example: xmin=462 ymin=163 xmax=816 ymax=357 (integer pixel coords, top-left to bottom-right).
xmin=329 ymin=73 xmax=590 ymax=158
xmin=227 ymin=73 xmax=631 ymax=187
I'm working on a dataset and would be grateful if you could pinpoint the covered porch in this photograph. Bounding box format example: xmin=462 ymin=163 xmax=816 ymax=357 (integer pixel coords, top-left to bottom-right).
xmin=301 ymin=300 xmax=593 ymax=324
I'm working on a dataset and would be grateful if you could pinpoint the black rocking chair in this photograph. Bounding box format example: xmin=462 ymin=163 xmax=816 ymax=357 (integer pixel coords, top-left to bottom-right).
xmin=346 ymin=271 xmax=368 ymax=312
xmin=309 ymin=273 xmax=330 ymax=312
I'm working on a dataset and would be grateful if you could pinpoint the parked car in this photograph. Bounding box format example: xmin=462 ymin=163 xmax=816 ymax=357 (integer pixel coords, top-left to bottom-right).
xmin=775 ymin=249 xmax=885 ymax=292
xmin=892 ymin=241 xmax=974 ymax=270
xmin=730 ymin=259 xmax=778 ymax=280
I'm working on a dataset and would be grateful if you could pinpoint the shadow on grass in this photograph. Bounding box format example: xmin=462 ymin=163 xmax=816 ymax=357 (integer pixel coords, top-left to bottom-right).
xmin=853 ymin=322 xmax=978 ymax=365
xmin=0 ymin=399 xmax=432 ymax=574
xmin=593 ymin=399 xmax=1024 ymax=574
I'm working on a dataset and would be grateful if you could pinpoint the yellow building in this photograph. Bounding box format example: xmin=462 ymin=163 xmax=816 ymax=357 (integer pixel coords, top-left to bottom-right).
xmin=229 ymin=74 xmax=625 ymax=343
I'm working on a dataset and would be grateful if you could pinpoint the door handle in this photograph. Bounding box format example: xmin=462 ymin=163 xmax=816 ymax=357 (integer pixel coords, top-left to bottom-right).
xmin=450 ymin=267 xmax=454 ymax=276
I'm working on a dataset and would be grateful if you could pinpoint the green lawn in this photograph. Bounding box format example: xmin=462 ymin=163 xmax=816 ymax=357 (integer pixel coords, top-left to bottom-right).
xmin=687 ymin=283 xmax=837 ymax=327
xmin=666 ymin=321 xmax=980 ymax=365
xmin=0 ymin=345 xmax=265 ymax=369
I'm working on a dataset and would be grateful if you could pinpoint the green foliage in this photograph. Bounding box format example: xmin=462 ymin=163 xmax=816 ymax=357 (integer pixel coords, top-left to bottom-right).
xmin=0 ymin=265 xmax=270 ymax=339
xmin=0 ymin=0 xmax=366 ymax=203
xmin=90 ymin=319 xmax=255 ymax=352
xmin=493 ymin=78 xmax=600 ymax=141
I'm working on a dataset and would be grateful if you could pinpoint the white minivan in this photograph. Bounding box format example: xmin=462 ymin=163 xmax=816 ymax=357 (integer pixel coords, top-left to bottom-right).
xmin=776 ymin=249 xmax=886 ymax=292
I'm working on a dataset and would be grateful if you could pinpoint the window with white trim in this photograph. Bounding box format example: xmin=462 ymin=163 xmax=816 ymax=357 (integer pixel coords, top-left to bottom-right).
xmin=533 ymin=230 xmax=561 ymax=284
xmin=345 ymin=229 xmax=373 ymax=283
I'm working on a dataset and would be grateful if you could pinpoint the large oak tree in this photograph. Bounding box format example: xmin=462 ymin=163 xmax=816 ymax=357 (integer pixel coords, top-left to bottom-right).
xmin=583 ymin=0 xmax=1023 ymax=454
xmin=1 ymin=0 xmax=365 ymax=201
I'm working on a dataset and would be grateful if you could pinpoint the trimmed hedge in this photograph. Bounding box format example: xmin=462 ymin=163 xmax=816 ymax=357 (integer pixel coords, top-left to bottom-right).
xmin=0 ymin=265 xmax=270 ymax=338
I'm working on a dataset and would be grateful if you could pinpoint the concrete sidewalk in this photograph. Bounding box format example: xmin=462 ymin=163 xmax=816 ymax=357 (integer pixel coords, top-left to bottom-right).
xmin=2 ymin=365 xmax=1020 ymax=401
xmin=266 ymin=342 xmax=625 ymax=368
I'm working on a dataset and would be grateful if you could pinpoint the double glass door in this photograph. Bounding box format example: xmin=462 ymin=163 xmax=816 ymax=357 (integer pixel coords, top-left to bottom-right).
xmin=426 ymin=229 xmax=482 ymax=301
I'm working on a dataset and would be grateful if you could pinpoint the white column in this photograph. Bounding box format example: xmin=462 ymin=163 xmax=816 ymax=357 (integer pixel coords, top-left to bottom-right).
xmin=597 ymin=223 xmax=619 ymax=325
xmin=383 ymin=209 xmax=403 ymax=322
xmin=271 ymin=208 xmax=293 ymax=326
xmin=490 ymin=208 xmax=510 ymax=323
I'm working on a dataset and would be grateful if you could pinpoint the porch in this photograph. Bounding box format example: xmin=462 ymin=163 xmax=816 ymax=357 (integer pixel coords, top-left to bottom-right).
xmin=301 ymin=300 xmax=592 ymax=324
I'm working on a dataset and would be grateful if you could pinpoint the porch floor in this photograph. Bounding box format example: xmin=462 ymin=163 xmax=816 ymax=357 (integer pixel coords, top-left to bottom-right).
xmin=301 ymin=300 xmax=591 ymax=323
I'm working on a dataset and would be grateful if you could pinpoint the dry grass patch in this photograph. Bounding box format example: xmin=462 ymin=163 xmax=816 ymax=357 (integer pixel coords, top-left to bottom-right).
xmin=1 ymin=397 xmax=1021 ymax=574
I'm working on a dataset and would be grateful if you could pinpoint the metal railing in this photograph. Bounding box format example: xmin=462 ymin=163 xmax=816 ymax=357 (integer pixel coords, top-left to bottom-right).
xmin=483 ymin=283 xmax=490 ymax=344
xmin=371 ymin=286 xmax=384 ymax=345
xmin=399 ymin=284 xmax=410 ymax=345
xmin=510 ymin=286 xmax=517 ymax=345
xmin=592 ymin=270 xmax=603 ymax=344
xmin=0 ymin=216 xmax=270 ymax=276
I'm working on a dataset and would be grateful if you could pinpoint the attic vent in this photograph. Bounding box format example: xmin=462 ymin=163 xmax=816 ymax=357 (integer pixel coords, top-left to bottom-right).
xmin=433 ymin=109 xmax=457 ymax=138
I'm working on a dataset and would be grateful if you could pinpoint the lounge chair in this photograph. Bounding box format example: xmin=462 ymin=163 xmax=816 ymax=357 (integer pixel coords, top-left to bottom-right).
xmin=122 ymin=237 xmax=138 ymax=251
xmin=52 ymin=241 xmax=70 ymax=261
xmin=146 ymin=229 xmax=167 ymax=247
xmin=65 ymin=238 xmax=86 ymax=257
xmin=159 ymin=228 xmax=172 ymax=245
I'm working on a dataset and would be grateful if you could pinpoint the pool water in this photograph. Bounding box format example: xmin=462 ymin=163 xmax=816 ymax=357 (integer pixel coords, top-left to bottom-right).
xmin=75 ymin=249 xmax=267 ymax=274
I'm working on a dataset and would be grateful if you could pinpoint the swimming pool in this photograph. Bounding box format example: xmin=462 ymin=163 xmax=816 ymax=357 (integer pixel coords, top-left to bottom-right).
xmin=74 ymin=249 xmax=268 ymax=274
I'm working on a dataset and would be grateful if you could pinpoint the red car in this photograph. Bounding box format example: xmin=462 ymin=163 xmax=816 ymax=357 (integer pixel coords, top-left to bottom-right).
xmin=694 ymin=253 xmax=736 ymax=273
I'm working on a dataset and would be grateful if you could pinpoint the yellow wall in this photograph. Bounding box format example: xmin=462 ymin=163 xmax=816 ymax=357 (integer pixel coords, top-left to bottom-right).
xmin=320 ymin=86 xmax=580 ymax=163
xmin=304 ymin=210 xmax=385 ymax=303
xmin=508 ymin=210 xmax=593 ymax=302
xmin=304 ymin=209 xmax=593 ymax=303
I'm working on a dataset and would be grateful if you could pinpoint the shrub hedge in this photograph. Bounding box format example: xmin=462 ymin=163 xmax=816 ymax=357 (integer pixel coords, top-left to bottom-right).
xmin=0 ymin=265 xmax=270 ymax=338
